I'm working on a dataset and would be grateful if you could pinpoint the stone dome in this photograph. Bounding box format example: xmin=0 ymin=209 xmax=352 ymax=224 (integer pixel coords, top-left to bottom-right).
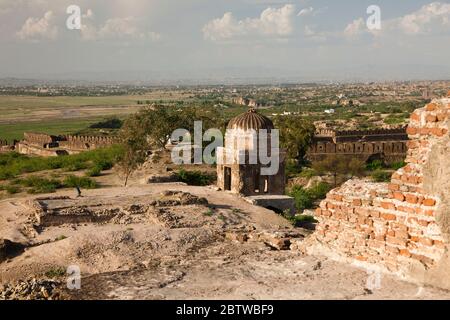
xmin=227 ymin=108 xmax=274 ymax=131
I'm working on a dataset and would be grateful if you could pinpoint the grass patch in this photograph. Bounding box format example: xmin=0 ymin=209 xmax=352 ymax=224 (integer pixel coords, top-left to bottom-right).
xmin=63 ymin=175 xmax=98 ymax=189
xmin=0 ymin=146 xmax=122 ymax=181
xmin=44 ymin=267 xmax=66 ymax=278
xmin=5 ymin=184 xmax=21 ymax=194
xmin=371 ymin=170 xmax=392 ymax=182
xmin=203 ymin=208 xmax=214 ymax=216
xmin=19 ymin=176 xmax=62 ymax=194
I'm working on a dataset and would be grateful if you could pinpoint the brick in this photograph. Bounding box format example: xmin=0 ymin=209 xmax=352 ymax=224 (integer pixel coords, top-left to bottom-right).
xmin=393 ymin=192 xmax=405 ymax=201
xmin=430 ymin=128 xmax=445 ymax=137
xmin=388 ymin=184 xmax=400 ymax=191
xmin=399 ymin=249 xmax=411 ymax=257
xmin=405 ymin=194 xmax=418 ymax=204
xmin=419 ymin=128 xmax=431 ymax=135
xmin=425 ymin=114 xmax=437 ymax=122
xmin=406 ymin=140 xmax=419 ymax=149
xmin=433 ymin=240 xmax=446 ymax=249
xmin=406 ymin=127 xmax=418 ymax=135
xmin=417 ymin=220 xmax=429 ymax=227
xmin=386 ymin=236 xmax=407 ymax=247
xmin=394 ymin=230 xmax=409 ymax=240
xmin=381 ymin=212 xmax=396 ymax=221
xmin=419 ymin=237 xmax=433 ymax=246
xmin=355 ymin=255 xmax=368 ymax=262
xmin=425 ymin=103 xmax=437 ymax=111
xmin=410 ymin=112 xmax=421 ymax=121
xmin=411 ymin=254 xmax=434 ymax=266
xmin=423 ymin=198 xmax=436 ymax=206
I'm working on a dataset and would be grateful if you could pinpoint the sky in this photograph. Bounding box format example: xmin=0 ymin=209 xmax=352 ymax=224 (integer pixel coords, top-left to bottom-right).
xmin=0 ymin=0 xmax=449 ymax=83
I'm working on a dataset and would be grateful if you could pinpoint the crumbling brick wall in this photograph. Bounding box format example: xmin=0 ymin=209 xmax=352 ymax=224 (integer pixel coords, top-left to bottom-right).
xmin=307 ymin=96 xmax=450 ymax=288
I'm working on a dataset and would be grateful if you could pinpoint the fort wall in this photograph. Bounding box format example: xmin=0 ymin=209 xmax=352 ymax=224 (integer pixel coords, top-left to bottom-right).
xmin=308 ymin=128 xmax=408 ymax=164
xmin=15 ymin=133 xmax=117 ymax=156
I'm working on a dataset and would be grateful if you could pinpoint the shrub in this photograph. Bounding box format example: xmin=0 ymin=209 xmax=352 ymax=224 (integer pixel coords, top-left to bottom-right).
xmin=288 ymin=182 xmax=332 ymax=212
xmin=176 ymin=169 xmax=214 ymax=186
xmin=45 ymin=267 xmax=66 ymax=278
xmin=5 ymin=184 xmax=21 ymax=194
xmin=366 ymin=160 xmax=384 ymax=171
xmin=371 ymin=170 xmax=391 ymax=182
xmin=63 ymin=175 xmax=98 ymax=189
xmin=299 ymin=167 xmax=317 ymax=179
xmin=20 ymin=176 xmax=62 ymax=194
xmin=390 ymin=161 xmax=406 ymax=170
xmin=85 ymin=165 xmax=102 ymax=177
xmin=289 ymin=186 xmax=314 ymax=212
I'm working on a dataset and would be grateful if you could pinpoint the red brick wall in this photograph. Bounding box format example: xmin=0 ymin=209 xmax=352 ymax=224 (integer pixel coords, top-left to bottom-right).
xmin=311 ymin=97 xmax=450 ymax=275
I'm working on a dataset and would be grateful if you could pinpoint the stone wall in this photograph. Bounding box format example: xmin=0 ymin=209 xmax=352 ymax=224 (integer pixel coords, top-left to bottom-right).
xmin=58 ymin=135 xmax=116 ymax=151
xmin=306 ymin=96 xmax=450 ymax=289
xmin=308 ymin=128 xmax=408 ymax=164
xmin=23 ymin=132 xmax=59 ymax=147
xmin=17 ymin=133 xmax=116 ymax=156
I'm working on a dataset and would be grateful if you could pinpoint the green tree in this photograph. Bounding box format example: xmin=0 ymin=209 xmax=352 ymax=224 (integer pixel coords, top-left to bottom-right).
xmin=274 ymin=116 xmax=315 ymax=164
xmin=312 ymin=155 xmax=365 ymax=187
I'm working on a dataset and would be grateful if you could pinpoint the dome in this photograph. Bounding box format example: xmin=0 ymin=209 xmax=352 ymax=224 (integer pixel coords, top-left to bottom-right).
xmin=227 ymin=108 xmax=274 ymax=131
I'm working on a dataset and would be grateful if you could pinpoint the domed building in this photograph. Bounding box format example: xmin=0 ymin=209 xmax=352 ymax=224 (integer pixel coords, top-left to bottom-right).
xmin=216 ymin=108 xmax=288 ymax=198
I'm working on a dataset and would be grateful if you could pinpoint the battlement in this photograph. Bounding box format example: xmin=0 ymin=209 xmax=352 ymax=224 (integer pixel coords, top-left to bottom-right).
xmin=309 ymin=127 xmax=409 ymax=164
xmin=23 ymin=132 xmax=59 ymax=146
xmin=17 ymin=132 xmax=117 ymax=156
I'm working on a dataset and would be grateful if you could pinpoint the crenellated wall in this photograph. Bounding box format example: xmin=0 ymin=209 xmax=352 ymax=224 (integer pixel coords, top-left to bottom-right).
xmin=58 ymin=135 xmax=116 ymax=151
xmin=17 ymin=133 xmax=117 ymax=156
xmin=305 ymin=96 xmax=450 ymax=289
xmin=308 ymin=127 xmax=408 ymax=164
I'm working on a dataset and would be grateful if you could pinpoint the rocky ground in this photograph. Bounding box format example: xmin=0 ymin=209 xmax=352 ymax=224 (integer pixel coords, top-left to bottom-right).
xmin=1 ymin=183 xmax=450 ymax=300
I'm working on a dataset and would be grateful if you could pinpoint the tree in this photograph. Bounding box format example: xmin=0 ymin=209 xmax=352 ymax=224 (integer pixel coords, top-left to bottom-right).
xmin=274 ymin=116 xmax=315 ymax=164
xmin=116 ymin=104 xmax=226 ymax=185
xmin=312 ymin=155 xmax=365 ymax=187
xmin=116 ymin=116 xmax=149 ymax=186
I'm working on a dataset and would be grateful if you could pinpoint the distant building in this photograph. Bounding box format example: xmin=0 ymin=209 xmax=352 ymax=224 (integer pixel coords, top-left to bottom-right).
xmin=232 ymin=97 xmax=263 ymax=108
xmin=307 ymin=127 xmax=408 ymax=165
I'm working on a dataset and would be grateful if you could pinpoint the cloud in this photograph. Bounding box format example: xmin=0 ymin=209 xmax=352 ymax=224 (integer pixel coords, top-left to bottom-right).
xmin=16 ymin=11 xmax=58 ymax=41
xmin=203 ymin=4 xmax=296 ymax=41
xmin=297 ymin=7 xmax=314 ymax=17
xmin=81 ymin=12 xmax=161 ymax=42
xmin=397 ymin=2 xmax=450 ymax=35
xmin=344 ymin=1 xmax=450 ymax=39
xmin=344 ymin=18 xmax=366 ymax=38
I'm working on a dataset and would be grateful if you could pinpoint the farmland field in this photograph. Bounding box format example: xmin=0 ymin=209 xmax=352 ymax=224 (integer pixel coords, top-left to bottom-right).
xmin=0 ymin=91 xmax=194 ymax=141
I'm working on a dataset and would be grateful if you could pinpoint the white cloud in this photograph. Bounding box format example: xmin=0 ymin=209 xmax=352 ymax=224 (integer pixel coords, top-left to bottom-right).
xmin=203 ymin=4 xmax=296 ymax=41
xmin=397 ymin=2 xmax=450 ymax=35
xmin=16 ymin=11 xmax=58 ymax=41
xmin=81 ymin=12 xmax=161 ymax=42
xmin=298 ymin=7 xmax=314 ymax=17
xmin=344 ymin=18 xmax=365 ymax=38
xmin=344 ymin=1 xmax=450 ymax=39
